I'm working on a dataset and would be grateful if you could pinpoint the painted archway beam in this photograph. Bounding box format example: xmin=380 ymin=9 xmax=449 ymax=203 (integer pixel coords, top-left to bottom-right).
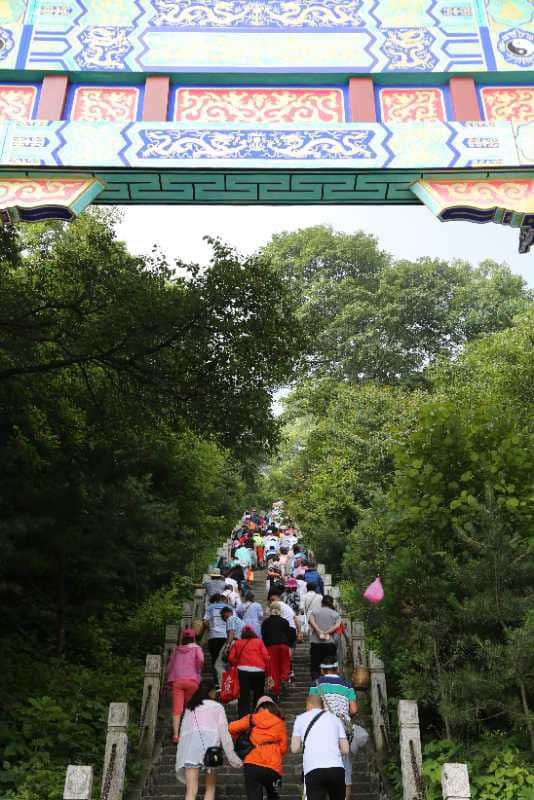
xmin=410 ymin=176 xmax=534 ymax=254
xmin=0 ymin=175 xmax=106 ymax=224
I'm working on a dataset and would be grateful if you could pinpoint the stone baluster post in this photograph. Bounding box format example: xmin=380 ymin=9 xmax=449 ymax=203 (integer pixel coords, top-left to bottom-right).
xmin=181 ymin=600 xmax=193 ymax=630
xmin=324 ymin=573 xmax=332 ymax=593
xmin=351 ymin=620 xmax=366 ymax=667
xmin=101 ymin=703 xmax=128 ymax=800
xmin=193 ymin=587 xmax=205 ymax=621
xmin=369 ymin=651 xmax=388 ymax=754
xmin=317 ymin=563 xmax=326 ymax=576
xmin=163 ymin=623 xmax=178 ymax=675
xmin=64 ymin=766 xmax=93 ymax=799
xmin=139 ymin=655 xmax=161 ymax=757
xmin=442 ymin=764 xmax=471 ymax=799
xmin=399 ymin=700 xmax=423 ymax=800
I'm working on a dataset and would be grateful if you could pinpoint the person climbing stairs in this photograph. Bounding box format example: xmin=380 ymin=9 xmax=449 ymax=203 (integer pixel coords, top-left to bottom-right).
xmin=141 ymin=570 xmax=379 ymax=800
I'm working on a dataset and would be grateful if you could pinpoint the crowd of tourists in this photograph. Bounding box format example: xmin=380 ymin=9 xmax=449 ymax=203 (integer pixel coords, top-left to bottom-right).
xmin=166 ymin=502 xmax=368 ymax=800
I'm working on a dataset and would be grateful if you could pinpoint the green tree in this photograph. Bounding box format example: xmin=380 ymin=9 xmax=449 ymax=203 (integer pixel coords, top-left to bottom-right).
xmin=262 ymin=226 xmax=532 ymax=383
xmin=0 ymin=210 xmax=303 ymax=659
xmin=344 ymin=312 xmax=534 ymax=747
xmin=264 ymin=379 xmax=423 ymax=573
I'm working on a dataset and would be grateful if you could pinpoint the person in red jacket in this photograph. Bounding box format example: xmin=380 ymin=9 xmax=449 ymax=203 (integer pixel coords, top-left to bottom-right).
xmin=229 ymin=695 xmax=288 ymax=800
xmin=228 ymin=625 xmax=273 ymax=718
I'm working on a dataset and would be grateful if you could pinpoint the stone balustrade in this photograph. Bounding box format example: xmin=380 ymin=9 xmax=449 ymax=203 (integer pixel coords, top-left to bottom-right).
xmin=63 ymin=765 xmax=93 ymax=799
xmin=63 ymin=535 xmax=472 ymax=800
xmin=442 ymin=763 xmax=471 ymax=799
xmin=329 ymin=572 xmax=469 ymax=800
xmin=139 ymin=655 xmax=162 ymax=757
xmin=64 ymin=536 xmax=233 ymax=800
xmin=101 ymin=703 xmax=129 ymax=800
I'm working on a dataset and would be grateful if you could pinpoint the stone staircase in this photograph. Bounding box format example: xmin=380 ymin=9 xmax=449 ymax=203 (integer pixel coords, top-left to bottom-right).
xmin=141 ymin=571 xmax=379 ymax=800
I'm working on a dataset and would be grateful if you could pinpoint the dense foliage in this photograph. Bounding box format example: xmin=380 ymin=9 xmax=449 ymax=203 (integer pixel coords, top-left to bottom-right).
xmin=262 ymin=226 xmax=534 ymax=792
xmin=0 ymin=211 xmax=302 ymax=799
xmin=262 ymin=225 xmax=531 ymax=383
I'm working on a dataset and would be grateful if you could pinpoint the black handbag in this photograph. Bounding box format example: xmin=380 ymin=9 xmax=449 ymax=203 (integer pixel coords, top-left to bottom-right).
xmin=204 ymin=745 xmax=224 ymax=767
xmin=235 ymin=714 xmax=255 ymax=759
xmin=193 ymin=711 xmax=224 ymax=768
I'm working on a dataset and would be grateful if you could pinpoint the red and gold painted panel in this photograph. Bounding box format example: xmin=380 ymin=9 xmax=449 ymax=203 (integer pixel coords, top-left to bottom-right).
xmin=174 ymin=88 xmax=345 ymax=123
xmin=379 ymin=88 xmax=445 ymax=122
xmin=0 ymin=85 xmax=37 ymax=121
xmin=0 ymin=176 xmax=105 ymax=222
xmin=410 ymin=178 xmax=534 ymax=254
xmin=70 ymin=87 xmax=140 ymax=122
xmin=480 ymin=87 xmax=534 ymax=124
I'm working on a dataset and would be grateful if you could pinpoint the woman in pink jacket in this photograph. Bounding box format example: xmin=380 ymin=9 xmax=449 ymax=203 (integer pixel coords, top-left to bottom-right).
xmin=166 ymin=628 xmax=204 ymax=743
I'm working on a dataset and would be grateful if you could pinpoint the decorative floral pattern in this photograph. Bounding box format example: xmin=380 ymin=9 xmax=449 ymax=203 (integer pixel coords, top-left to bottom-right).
xmin=0 ymin=25 xmax=14 ymax=61
xmin=70 ymin=87 xmax=139 ymax=122
xmin=425 ymin=179 xmax=534 ymax=210
xmin=412 ymin=177 xmax=534 ymax=253
xmin=152 ymin=0 xmax=364 ymax=29
xmin=0 ymin=85 xmax=36 ymax=121
xmin=381 ymin=27 xmax=438 ymax=71
xmin=137 ymin=128 xmax=375 ymax=160
xmin=480 ymin=86 xmax=534 ymax=123
xmin=0 ymin=176 xmax=103 ymax=212
xmin=174 ymin=88 xmax=345 ymax=123
xmin=75 ymin=27 xmax=134 ymax=71
xmin=380 ymin=88 xmax=445 ymax=122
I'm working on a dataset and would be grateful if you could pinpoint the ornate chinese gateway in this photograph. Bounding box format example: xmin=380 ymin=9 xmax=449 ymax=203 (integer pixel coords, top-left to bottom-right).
xmin=0 ymin=1 xmax=532 ymax=248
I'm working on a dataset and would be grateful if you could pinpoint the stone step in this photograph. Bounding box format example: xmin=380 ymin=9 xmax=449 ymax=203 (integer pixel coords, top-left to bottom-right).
xmin=141 ymin=567 xmax=379 ymax=800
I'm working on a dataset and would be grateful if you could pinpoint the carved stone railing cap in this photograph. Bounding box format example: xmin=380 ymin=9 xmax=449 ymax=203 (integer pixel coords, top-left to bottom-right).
xmin=368 ymin=651 xmax=385 ymax=671
xmin=317 ymin=564 xmax=326 ymax=575
xmin=64 ymin=765 xmax=93 ymax=799
xmin=145 ymin=654 xmax=162 ymax=675
xmin=164 ymin=623 xmax=179 ymax=641
xmin=441 ymin=763 xmax=471 ymax=797
xmin=398 ymin=699 xmax=419 ymax=724
xmin=107 ymin=702 xmax=129 ymax=727
xmin=351 ymin=621 xmax=365 ymax=638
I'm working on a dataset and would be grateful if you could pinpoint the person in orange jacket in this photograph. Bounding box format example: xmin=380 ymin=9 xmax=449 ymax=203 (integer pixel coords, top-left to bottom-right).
xmin=229 ymin=695 xmax=288 ymax=800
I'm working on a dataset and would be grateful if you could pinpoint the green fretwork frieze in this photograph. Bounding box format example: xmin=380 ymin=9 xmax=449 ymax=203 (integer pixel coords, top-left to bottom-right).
xmin=0 ymin=168 xmax=531 ymax=204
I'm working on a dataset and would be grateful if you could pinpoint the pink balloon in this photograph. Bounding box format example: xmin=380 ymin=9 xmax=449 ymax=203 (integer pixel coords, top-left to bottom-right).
xmin=363 ymin=576 xmax=384 ymax=604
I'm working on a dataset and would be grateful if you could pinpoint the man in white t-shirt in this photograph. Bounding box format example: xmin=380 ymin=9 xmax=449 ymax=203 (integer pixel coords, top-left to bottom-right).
xmin=291 ymin=695 xmax=348 ymax=800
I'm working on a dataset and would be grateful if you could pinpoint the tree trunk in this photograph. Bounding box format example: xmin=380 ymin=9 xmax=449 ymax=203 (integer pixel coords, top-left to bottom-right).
xmin=56 ymin=558 xmax=66 ymax=658
xmin=518 ymin=678 xmax=534 ymax=754
xmin=432 ymin=635 xmax=452 ymax=739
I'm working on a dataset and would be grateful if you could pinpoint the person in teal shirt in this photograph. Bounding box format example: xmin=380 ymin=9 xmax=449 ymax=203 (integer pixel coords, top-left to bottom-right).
xmin=235 ymin=544 xmax=253 ymax=568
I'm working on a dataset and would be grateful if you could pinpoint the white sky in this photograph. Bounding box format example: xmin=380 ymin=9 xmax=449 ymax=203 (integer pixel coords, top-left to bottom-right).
xmin=117 ymin=205 xmax=534 ymax=287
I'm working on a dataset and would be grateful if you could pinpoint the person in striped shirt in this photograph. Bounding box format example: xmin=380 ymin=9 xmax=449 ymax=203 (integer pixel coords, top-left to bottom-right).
xmin=309 ymin=660 xmax=358 ymax=800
